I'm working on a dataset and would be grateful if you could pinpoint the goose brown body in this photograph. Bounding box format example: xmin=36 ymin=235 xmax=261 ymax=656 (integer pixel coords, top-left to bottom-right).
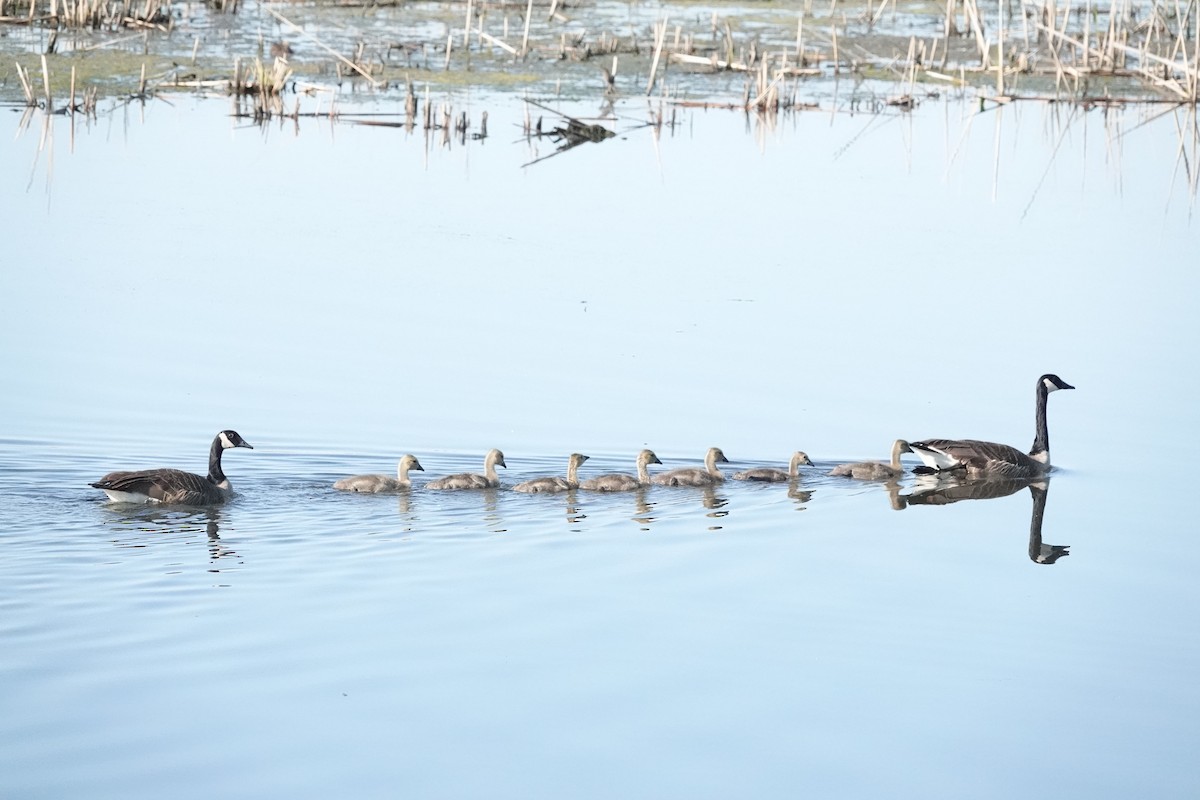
xmin=910 ymin=374 xmax=1074 ymax=478
xmin=90 ymin=430 xmax=253 ymax=505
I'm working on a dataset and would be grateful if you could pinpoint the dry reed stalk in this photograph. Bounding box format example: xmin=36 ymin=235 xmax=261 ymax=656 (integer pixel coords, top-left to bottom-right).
xmin=464 ymin=0 xmax=472 ymax=48
xmin=671 ymin=51 xmax=820 ymax=75
xmin=1103 ymin=0 xmax=1119 ymax=67
xmin=963 ymin=0 xmax=989 ymax=68
xmin=747 ymin=64 xmax=783 ymax=109
xmin=1082 ymin=0 xmax=1092 ymax=70
xmin=445 ymin=32 xmax=453 ymax=70
xmin=40 ymin=53 xmax=52 ymax=112
xmin=266 ymin=7 xmax=381 ymax=87
xmin=1038 ymin=19 xmax=1195 ymax=97
xmin=831 ymin=19 xmax=839 ymax=74
xmin=478 ymin=30 xmax=518 ymax=56
xmin=907 ymin=35 xmax=917 ymax=93
xmin=996 ymin=0 xmax=1005 ymax=96
xmin=521 ymin=0 xmax=533 ymax=55
xmin=1192 ymin=4 xmax=1199 ymax=101
xmin=871 ymin=0 xmax=893 ymax=26
xmin=795 ymin=10 xmax=804 ymax=58
xmin=15 ymin=61 xmax=34 ymax=106
xmin=646 ymin=16 xmax=668 ymax=94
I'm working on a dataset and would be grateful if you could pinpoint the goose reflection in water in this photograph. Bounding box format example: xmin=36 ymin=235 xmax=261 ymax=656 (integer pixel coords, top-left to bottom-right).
xmin=892 ymin=474 xmax=1069 ymax=564
xmin=102 ymin=506 xmax=236 ymax=565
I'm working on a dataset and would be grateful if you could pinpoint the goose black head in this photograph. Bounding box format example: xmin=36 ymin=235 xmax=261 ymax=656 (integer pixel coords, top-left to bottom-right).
xmin=1040 ymin=374 xmax=1075 ymax=392
xmin=218 ymin=430 xmax=254 ymax=449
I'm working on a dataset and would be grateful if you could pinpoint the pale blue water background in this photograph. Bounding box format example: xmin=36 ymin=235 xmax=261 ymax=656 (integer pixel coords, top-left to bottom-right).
xmin=2 ymin=95 xmax=1199 ymax=798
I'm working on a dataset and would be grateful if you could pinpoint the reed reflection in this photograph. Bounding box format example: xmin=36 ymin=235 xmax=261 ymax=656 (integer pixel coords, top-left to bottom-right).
xmin=893 ymin=474 xmax=1069 ymax=564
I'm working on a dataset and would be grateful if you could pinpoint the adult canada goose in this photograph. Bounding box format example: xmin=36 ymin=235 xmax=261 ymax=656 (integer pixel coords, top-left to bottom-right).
xmin=513 ymin=453 xmax=589 ymax=493
xmin=652 ymin=447 xmax=730 ymax=487
xmin=830 ymin=440 xmax=913 ymax=480
xmin=910 ymin=374 xmax=1075 ymax=478
xmin=90 ymin=430 xmax=253 ymax=505
xmin=425 ymin=448 xmax=507 ymax=490
xmin=334 ymin=454 xmax=424 ymax=493
xmin=733 ymin=451 xmax=814 ymax=482
xmin=579 ymin=449 xmax=661 ymax=492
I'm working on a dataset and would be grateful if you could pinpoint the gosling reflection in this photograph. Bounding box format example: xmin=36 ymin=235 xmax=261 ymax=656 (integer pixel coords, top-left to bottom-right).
xmin=632 ymin=487 xmax=655 ymax=528
xmin=894 ymin=474 xmax=1069 ymax=564
xmin=701 ymin=486 xmax=728 ymax=530
xmin=564 ymin=491 xmax=587 ymax=526
xmin=788 ymin=483 xmax=814 ymax=508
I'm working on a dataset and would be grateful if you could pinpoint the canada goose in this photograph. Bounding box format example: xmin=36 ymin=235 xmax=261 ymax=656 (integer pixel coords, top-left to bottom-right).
xmin=425 ymin=448 xmax=507 ymax=490
xmin=579 ymin=449 xmax=661 ymax=492
xmin=513 ymin=453 xmax=589 ymax=493
xmin=733 ymin=451 xmax=814 ymax=482
xmin=652 ymin=447 xmax=730 ymax=487
xmin=910 ymin=374 xmax=1075 ymax=478
xmin=334 ymin=454 xmax=424 ymax=493
xmin=90 ymin=430 xmax=253 ymax=505
xmin=831 ymin=440 xmax=913 ymax=480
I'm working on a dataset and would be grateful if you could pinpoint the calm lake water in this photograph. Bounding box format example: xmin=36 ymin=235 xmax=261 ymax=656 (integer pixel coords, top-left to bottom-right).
xmin=3 ymin=94 xmax=1199 ymax=798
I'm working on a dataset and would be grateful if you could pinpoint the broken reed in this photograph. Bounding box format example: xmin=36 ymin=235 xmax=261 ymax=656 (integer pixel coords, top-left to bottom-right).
xmin=14 ymin=55 xmax=98 ymax=116
xmin=938 ymin=0 xmax=1200 ymax=101
xmin=1 ymin=0 xmax=171 ymax=30
xmin=230 ymin=55 xmax=293 ymax=121
xmin=4 ymin=0 xmax=1198 ymax=108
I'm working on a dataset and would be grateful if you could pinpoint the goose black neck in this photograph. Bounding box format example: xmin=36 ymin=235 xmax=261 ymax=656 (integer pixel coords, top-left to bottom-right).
xmin=208 ymin=436 xmax=227 ymax=485
xmin=1031 ymin=379 xmax=1051 ymax=457
xmin=1027 ymin=483 xmax=1048 ymax=561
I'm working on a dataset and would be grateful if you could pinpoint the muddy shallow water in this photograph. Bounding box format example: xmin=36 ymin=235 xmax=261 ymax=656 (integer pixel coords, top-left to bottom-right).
xmin=3 ymin=85 xmax=1199 ymax=799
